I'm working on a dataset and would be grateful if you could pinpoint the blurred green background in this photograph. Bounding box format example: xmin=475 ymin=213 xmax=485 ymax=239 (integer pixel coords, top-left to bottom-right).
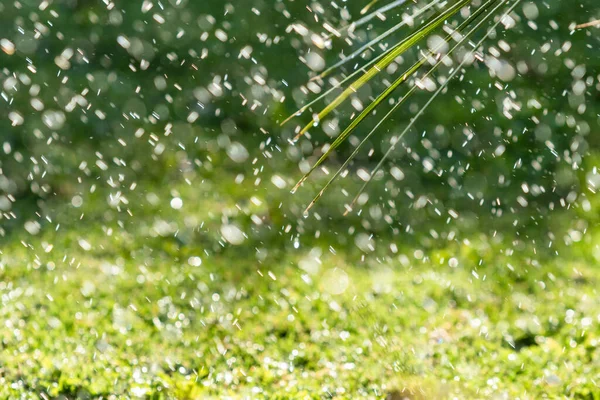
xmin=1 ymin=0 xmax=599 ymax=229
xmin=2 ymin=0 xmax=600 ymax=398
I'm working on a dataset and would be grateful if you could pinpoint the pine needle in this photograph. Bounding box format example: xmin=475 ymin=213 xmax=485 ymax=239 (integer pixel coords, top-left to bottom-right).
xmin=344 ymin=0 xmax=523 ymax=215
xmin=575 ymin=19 xmax=600 ymax=29
xmin=300 ymin=0 xmax=504 ymax=209
xmin=329 ymin=0 xmax=413 ymax=39
xmin=315 ymin=0 xmax=442 ymax=81
xmin=293 ymin=0 xmax=474 ymax=141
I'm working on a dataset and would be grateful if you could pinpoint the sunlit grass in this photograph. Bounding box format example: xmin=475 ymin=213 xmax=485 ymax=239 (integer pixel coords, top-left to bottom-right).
xmin=2 ymin=170 xmax=600 ymax=398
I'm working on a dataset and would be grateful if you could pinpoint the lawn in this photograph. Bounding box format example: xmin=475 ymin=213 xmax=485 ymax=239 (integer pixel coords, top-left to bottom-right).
xmin=2 ymin=161 xmax=599 ymax=399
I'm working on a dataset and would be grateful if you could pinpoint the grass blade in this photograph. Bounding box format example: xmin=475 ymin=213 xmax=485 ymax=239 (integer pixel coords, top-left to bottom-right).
xmin=279 ymin=48 xmax=391 ymax=126
xmin=328 ymin=0 xmax=413 ymax=39
xmin=315 ymin=0 xmax=442 ymax=81
xmin=344 ymin=0 xmax=523 ymax=215
xmin=300 ymin=0 xmax=504 ymax=206
xmin=280 ymin=0 xmax=441 ymax=126
xmin=294 ymin=0 xmax=473 ymax=141
xmin=361 ymin=0 xmax=383 ymax=15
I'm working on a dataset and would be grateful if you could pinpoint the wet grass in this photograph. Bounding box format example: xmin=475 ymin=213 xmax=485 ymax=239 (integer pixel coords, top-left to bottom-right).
xmin=1 ymin=166 xmax=600 ymax=399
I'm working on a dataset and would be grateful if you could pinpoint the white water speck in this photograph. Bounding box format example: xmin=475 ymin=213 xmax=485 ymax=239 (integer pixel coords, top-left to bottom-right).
xmin=79 ymin=239 xmax=92 ymax=251
xmin=170 ymin=197 xmax=183 ymax=210
xmin=188 ymin=256 xmax=202 ymax=267
xmin=323 ymin=268 xmax=349 ymax=295
xmin=306 ymin=52 xmax=325 ymax=72
xmin=221 ymin=224 xmax=245 ymax=245
xmin=227 ymin=142 xmax=249 ymax=163
xmin=24 ymin=221 xmax=41 ymax=235
xmin=271 ymin=175 xmax=287 ymax=189
xmin=354 ymin=233 xmax=375 ymax=253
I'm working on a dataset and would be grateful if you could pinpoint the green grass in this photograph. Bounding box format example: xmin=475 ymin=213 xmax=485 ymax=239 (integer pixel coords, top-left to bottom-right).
xmin=1 ymin=164 xmax=600 ymax=399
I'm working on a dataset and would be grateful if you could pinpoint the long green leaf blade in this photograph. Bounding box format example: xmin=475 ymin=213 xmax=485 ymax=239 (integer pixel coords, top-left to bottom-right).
xmin=294 ymin=0 xmax=473 ymax=140
xmin=294 ymin=0 xmax=500 ymax=195
xmin=326 ymin=0 xmax=412 ymax=39
xmin=303 ymin=0 xmax=506 ymax=211
xmin=316 ymin=0 xmax=442 ymax=81
xmin=281 ymin=0 xmax=440 ymax=126
xmin=344 ymin=0 xmax=523 ymax=215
